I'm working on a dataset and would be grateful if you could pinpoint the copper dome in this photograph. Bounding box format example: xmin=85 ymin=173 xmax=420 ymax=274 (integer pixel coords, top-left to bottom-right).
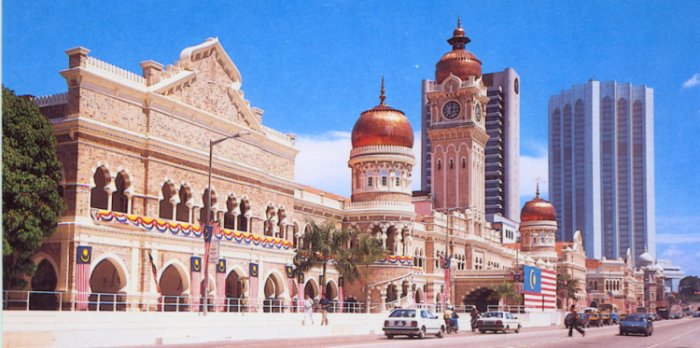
xmin=521 ymin=193 xmax=557 ymax=222
xmin=351 ymin=79 xmax=414 ymax=148
xmin=435 ymin=19 xmax=482 ymax=83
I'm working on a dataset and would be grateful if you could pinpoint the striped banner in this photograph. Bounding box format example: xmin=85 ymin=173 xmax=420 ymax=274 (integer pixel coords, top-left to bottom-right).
xmin=523 ymin=268 xmax=557 ymax=310
xmin=75 ymin=246 xmax=92 ymax=311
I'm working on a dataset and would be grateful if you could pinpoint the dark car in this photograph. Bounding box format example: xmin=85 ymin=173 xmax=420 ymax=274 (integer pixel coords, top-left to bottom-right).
xmin=693 ymin=311 xmax=700 ymax=318
xmin=620 ymin=314 xmax=653 ymax=336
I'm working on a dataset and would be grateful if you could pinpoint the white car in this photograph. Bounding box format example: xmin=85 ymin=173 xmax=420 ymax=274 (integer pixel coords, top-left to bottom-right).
xmin=476 ymin=311 xmax=521 ymax=334
xmin=383 ymin=308 xmax=445 ymax=339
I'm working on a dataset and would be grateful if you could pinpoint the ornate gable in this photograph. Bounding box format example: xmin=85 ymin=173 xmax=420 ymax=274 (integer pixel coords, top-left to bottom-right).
xmin=156 ymin=38 xmax=262 ymax=131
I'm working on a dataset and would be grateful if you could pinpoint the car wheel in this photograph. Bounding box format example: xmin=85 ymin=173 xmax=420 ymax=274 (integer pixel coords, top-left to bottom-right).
xmin=436 ymin=329 xmax=444 ymax=338
xmin=479 ymin=329 xmax=486 ymax=334
xmin=515 ymin=325 xmax=521 ymax=333
xmin=418 ymin=326 xmax=426 ymax=339
xmin=386 ymin=335 xmax=394 ymax=339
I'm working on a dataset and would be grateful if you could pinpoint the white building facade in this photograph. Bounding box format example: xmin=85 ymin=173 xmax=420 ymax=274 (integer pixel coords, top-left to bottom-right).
xmin=548 ymin=80 xmax=655 ymax=262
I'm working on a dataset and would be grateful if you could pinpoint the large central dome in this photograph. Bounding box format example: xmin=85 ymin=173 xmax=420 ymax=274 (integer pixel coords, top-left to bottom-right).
xmin=351 ymin=79 xmax=414 ymax=148
xmin=521 ymin=187 xmax=557 ymax=222
xmin=435 ymin=19 xmax=482 ymax=83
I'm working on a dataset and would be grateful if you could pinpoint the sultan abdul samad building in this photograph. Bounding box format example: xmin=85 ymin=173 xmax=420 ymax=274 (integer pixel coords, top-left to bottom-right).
xmin=25 ymin=22 xmax=631 ymax=313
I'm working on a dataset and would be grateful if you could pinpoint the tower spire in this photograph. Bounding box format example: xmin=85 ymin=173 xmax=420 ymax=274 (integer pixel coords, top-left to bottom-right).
xmin=457 ymin=16 xmax=461 ymax=28
xmin=379 ymin=76 xmax=386 ymax=105
xmin=535 ymin=177 xmax=541 ymax=198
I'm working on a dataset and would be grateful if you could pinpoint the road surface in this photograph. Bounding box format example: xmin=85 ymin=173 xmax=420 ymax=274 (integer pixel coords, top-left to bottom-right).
xmin=141 ymin=317 xmax=700 ymax=348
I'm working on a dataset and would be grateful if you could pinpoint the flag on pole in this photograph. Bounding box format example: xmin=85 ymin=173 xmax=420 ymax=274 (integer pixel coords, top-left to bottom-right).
xmin=444 ymin=256 xmax=451 ymax=305
xmin=75 ymin=246 xmax=92 ymax=311
xmin=148 ymin=251 xmax=161 ymax=294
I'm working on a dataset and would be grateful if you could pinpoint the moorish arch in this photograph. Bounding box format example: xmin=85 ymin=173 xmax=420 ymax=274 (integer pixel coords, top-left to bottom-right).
xmin=90 ymin=166 xmax=111 ymax=210
xmin=304 ymin=278 xmax=319 ymax=300
xmin=262 ymin=270 xmax=285 ymax=312
xmin=111 ymin=170 xmax=131 ymax=214
xmin=463 ymin=287 xmax=499 ymax=313
xmin=29 ymin=255 xmax=59 ymax=310
xmin=89 ymin=255 xmax=128 ymax=311
xmin=159 ymin=261 xmax=189 ymax=311
xmin=224 ymin=267 xmax=245 ymax=312
xmin=237 ymin=198 xmax=251 ymax=232
xmin=324 ymin=279 xmax=338 ymax=301
xmin=159 ymin=181 xmax=177 ymax=220
xmin=414 ymin=286 xmax=424 ymax=304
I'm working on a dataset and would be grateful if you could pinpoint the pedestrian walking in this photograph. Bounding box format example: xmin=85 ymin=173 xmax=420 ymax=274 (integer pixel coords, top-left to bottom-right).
xmin=320 ymin=294 xmax=330 ymax=325
xmin=302 ymin=294 xmax=314 ymax=325
xmin=567 ymin=304 xmax=585 ymax=337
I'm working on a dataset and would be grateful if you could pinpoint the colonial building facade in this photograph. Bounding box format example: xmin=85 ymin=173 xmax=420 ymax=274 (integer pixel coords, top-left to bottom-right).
xmin=24 ymin=23 xmax=658 ymax=315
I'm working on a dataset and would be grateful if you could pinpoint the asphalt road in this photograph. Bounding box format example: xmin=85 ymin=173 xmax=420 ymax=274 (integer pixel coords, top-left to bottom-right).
xmin=154 ymin=316 xmax=700 ymax=348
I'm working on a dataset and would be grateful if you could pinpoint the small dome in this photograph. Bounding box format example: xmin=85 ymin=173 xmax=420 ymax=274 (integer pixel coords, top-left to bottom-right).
xmin=638 ymin=251 xmax=654 ymax=266
xmin=521 ymin=190 xmax=557 ymax=222
xmin=435 ymin=19 xmax=482 ymax=83
xmin=351 ymin=78 xmax=414 ymax=148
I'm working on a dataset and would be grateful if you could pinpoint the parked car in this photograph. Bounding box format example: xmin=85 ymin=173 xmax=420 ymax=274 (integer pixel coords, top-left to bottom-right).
xmin=620 ymin=313 xmax=653 ymax=336
xmin=584 ymin=307 xmax=602 ymax=327
xmin=476 ymin=311 xmax=521 ymax=334
xmin=671 ymin=313 xmax=682 ymax=319
xmin=383 ymin=308 xmax=444 ymax=339
xmin=693 ymin=311 xmax=700 ymax=318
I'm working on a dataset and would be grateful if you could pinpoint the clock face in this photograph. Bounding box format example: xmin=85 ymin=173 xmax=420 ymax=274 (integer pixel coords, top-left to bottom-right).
xmin=475 ymin=104 xmax=482 ymax=122
xmin=442 ymin=101 xmax=461 ymax=119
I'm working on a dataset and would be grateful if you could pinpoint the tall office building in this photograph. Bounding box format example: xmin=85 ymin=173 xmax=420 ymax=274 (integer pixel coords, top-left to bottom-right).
xmin=548 ymin=80 xmax=655 ymax=261
xmin=483 ymin=69 xmax=520 ymax=223
xmin=420 ymin=65 xmax=520 ymax=225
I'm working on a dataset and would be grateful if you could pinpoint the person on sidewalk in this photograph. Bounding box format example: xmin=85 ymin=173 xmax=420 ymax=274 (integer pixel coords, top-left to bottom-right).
xmin=567 ymin=304 xmax=585 ymax=337
xmin=320 ymin=294 xmax=330 ymax=325
xmin=302 ymin=294 xmax=314 ymax=325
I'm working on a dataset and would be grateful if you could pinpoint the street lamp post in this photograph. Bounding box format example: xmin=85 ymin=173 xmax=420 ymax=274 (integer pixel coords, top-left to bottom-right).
xmin=202 ymin=130 xmax=250 ymax=314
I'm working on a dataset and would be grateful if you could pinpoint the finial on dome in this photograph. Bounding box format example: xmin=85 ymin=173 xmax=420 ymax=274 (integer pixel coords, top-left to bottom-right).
xmin=535 ymin=177 xmax=541 ymax=198
xmin=379 ymin=76 xmax=386 ymax=105
xmin=457 ymin=17 xmax=461 ymax=28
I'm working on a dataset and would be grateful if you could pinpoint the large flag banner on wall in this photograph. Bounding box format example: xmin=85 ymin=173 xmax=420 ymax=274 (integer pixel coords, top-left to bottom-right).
xmin=523 ymin=265 xmax=556 ymax=310
xmin=76 ymin=246 xmax=92 ymax=311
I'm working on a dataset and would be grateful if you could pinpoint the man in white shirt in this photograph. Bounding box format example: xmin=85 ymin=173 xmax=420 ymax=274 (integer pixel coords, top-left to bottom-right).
xmin=303 ymin=294 xmax=314 ymax=325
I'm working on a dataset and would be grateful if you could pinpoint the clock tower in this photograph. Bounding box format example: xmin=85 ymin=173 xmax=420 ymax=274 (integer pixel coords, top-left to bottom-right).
xmin=426 ymin=19 xmax=489 ymax=214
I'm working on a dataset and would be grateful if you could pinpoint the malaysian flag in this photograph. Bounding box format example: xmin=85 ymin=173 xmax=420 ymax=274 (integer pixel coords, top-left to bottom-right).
xmin=523 ymin=266 xmax=557 ymax=310
xmin=216 ymin=259 xmax=226 ymax=312
xmin=75 ymin=246 xmax=92 ymax=311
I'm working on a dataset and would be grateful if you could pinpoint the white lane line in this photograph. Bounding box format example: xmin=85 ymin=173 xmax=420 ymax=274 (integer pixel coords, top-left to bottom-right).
xmin=646 ymin=324 xmax=700 ymax=348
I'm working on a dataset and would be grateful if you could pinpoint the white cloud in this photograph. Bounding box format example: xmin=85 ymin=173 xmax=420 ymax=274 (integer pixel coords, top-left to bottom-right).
xmin=294 ymin=131 xmax=423 ymax=197
xmin=294 ymin=131 xmax=352 ymax=197
xmin=682 ymin=73 xmax=700 ymax=89
xmin=519 ymin=148 xmax=548 ymax=203
xmin=655 ymin=233 xmax=700 ymax=244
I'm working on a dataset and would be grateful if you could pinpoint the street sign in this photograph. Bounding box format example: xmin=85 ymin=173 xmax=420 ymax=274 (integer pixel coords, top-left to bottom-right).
xmin=208 ymin=240 xmax=220 ymax=263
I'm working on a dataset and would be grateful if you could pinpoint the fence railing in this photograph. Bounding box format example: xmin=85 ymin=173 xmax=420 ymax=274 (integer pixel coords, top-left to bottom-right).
xmin=487 ymin=304 xmax=527 ymax=313
xmin=3 ymin=290 xmax=366 ymax=314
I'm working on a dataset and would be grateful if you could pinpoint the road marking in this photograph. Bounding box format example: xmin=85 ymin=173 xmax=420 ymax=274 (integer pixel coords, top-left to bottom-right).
xmin=646 ymin=324 xmax=700 ymax=348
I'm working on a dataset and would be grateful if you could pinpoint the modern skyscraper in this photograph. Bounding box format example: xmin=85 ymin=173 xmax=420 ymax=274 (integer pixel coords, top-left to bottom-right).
xmin=548 ymin=80 xmax=655 ymax=261
xmin=483 ymin=69 xmax=520 ymax=223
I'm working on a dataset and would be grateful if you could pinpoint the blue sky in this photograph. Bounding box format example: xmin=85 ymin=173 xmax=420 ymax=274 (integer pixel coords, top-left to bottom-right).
xmin=4 ymin=1 xmax=700 ymax=277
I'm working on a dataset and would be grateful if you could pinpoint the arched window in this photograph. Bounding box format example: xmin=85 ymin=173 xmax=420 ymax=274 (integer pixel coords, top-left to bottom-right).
xmin=437 ymin=160 xmax=442 ymax=171
xmin=111 ymin=171 xmax=129 ymax=213
xmin=90 ymin=166 xmax=110 ymax=210
xmin=224 ymin=196 xmax=237 ymax=230
xmin=176 ymin=185 xmax=191 ymax=223
xmin=199 ymin=189 xmax=217 ymax=225
xmin=159 ymin=182 xmax=176 ymax=220
xmin=237 ymin=199 xmax=250 ymax=232
xmin=449 ymin=159 xmax=454 ymax=170
xmin=462 ymin=158 xmax=466 ymax=169
xmin=367 ymin=177 xmax=373 ymax=187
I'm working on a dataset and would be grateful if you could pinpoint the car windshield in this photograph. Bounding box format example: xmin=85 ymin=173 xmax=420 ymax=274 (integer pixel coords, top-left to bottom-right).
xmin=624 ymin=314 xmax=644 ymax=322
xmin=483 ymin=312 xmax=503 ymax=318
xmin=389 ymin=309 xmax=416 ymax=318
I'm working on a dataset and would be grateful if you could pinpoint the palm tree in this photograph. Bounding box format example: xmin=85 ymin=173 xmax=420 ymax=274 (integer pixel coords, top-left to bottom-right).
xmin=346 ymin=233 xmax=386 ymax=302
xmin=490 ymin=282 xmax=521 ymax=306
xmin=293 ymin=221 xmax=351 ymax=296
xmin=557 ymin=273 xmax=580 ymax=308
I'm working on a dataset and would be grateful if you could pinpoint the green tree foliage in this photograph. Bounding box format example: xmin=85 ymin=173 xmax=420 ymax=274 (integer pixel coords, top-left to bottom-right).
xmin=293 ymin=221 xmax=352 ymax=296
xmin=346 ymin=233 xmax=386 ymax=300
xmin=556 ymin=273 xmax=580 ymax=308
xmin=489 ymin=282 xmax=521 ymax=306
xmin=3 ymin=87 xmax=64 ymax=289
